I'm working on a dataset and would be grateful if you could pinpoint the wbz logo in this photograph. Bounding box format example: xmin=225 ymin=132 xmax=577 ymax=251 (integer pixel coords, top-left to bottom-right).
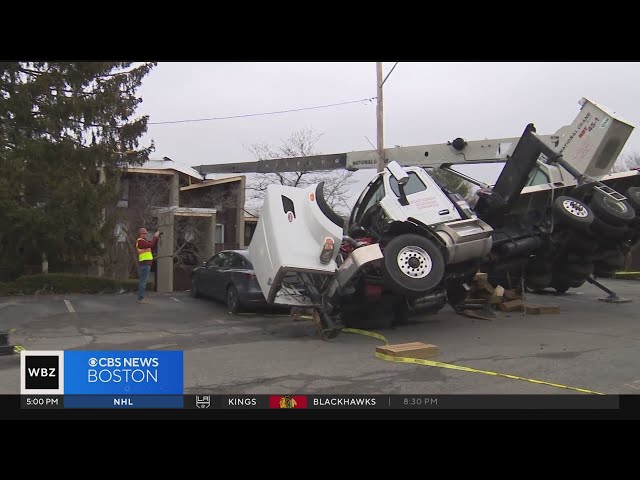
xmin=20 ymin=351 xmax=64 ymax=394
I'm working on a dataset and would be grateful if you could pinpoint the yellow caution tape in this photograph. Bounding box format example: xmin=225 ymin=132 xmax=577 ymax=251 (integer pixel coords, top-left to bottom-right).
xmin=342 ymin=328 xmax=605 ymax=395
xmin=343 ymin=328 xmax=389 ymax=344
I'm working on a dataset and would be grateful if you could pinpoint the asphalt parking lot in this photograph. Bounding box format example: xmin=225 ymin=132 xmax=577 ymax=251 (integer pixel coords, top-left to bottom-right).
xmin=1 ymin=279 xmax=639 ymax=395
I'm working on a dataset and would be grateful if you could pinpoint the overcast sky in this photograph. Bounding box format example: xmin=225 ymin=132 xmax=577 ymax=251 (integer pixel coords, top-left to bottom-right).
xmin=137 ymin=62 xmax=640 ymax=207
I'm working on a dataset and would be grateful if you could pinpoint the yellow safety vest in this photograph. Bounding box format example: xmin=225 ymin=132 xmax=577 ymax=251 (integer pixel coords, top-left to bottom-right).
xmin=136 ymin=238 xmax=154 ymax=262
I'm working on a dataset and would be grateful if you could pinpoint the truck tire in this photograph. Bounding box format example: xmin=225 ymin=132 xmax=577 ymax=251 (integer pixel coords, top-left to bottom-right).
xmin=625 ymin=187 xmax=640 ymax=212
xmin=552 ymin=196 xmax=594 ymax=229
xmin=589 ymin=192 xmax=636 ymax=226
xmin=382 ymin=234 xmax=445 ymax=295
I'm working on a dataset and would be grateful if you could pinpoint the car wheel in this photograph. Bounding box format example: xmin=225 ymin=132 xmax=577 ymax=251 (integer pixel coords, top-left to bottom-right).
xmin=382 ymin=234 xmax=445 ymax=295
xmin=191 ymin=279 xmax=199 ymax=298
xmin=552 ymin=196 xmax=594 ymax=229
xmin=226 ymin=285 xmax=241 ymax=313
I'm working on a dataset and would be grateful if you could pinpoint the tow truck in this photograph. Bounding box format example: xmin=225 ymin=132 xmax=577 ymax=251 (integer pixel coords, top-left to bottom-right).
xmin=198 ymin=97 xmax=640 ymax=338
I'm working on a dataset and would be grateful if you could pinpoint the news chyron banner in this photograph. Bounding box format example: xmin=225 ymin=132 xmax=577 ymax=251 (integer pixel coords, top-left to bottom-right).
xmin=21 ymin=350 xmax=183 ymax=408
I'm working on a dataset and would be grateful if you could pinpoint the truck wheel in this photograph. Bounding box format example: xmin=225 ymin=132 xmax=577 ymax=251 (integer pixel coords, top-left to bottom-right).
xmin=625 ymin=187 xmax=640 ymax=212
xmin=383 ymin=234 xmax=445 ymax=295
xmin=590 ymin=192 xmax=636 ymax=226
xmin=552 ymin=196 xmax=594 ymax=229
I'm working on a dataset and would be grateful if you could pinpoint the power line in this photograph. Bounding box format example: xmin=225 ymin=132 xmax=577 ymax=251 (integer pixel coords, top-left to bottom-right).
xmin=380 ymin=62 xmax=399 ymax=87
xmin=147 ymin=97 xmax=376 ymax=125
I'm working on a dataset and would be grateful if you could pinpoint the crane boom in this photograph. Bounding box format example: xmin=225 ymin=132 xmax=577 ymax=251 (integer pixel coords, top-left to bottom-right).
xmin=195 ymin=98 xmax=634 ymax=184
xmin=195 ymin=133 xmax=561 ymax=175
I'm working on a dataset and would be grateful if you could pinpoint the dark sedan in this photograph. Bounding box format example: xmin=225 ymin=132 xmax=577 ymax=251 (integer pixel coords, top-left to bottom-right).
xmin=191 ymin=250 xmax=268 ymax=313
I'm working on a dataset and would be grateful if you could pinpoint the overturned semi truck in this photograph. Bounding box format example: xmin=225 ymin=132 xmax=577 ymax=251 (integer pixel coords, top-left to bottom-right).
xmin=206 ymin=98 xmax=640 ymax=338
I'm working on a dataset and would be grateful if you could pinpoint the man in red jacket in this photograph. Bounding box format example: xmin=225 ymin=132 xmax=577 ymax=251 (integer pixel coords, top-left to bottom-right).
xmin=136 ymin=227 xmax=160 ymax=304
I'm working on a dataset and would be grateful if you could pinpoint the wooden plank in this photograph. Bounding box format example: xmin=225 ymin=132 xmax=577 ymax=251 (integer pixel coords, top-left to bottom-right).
xmin=498 ymin=299 xmax=525 ymax=312
xmin=504 ymin=289 xmax=522 ymax=300
xmin=489 ymin=285 xmax=505 ymax=304
xmin=376 ymin=342 xmax=439 ymax=359
xmin=473 ymin=272 xmax=488 ymax=282
xmin=525 ymin=305 xmax=560 ymax=315
xmin=476 ymin=279 xmax=495 ymax=294
xmin=464 ymin=298 xmax=489 ymax=304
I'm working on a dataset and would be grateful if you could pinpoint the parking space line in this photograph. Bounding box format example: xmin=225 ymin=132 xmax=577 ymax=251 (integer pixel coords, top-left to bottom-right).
xmin=64 ymin=300 xmax=75 ymax=313
xmin=170 ymin=297 xmax=181 ymax=303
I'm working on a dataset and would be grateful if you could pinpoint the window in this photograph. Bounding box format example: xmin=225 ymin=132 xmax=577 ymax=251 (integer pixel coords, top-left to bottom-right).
xmin=450 ymin=163 xmax=506 ymax=186
xmin=207 ymin=253 xmax=225 ymax=267
xmin=281 ymin=195 xmax=295 ymax=217
xmin=223 ymin=253 xmax=244 ymax=268
xmin=215 ymin=224 xmax=225 ymax=244
xmin=354 ymin=178 xmax=385 ymax=224
xmin=244 ymin=222 xmax=257 ymax=246
xmin=388 ymin=172 xmax=427 ymax=197
xmin=526 ymin=168 xmax=550 ymax=186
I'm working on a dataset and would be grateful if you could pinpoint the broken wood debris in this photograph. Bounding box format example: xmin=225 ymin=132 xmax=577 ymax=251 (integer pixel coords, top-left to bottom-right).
xmin=459 ymin=273 xmax=560 ymax=318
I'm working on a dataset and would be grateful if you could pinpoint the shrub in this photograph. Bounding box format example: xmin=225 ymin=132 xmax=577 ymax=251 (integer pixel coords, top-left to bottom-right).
xmin=0 ymin=274 xmax=153 ymax=295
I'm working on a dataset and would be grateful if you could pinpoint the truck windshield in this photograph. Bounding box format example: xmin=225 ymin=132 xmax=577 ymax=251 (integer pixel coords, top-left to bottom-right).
xmin=449 ymin=163 xmax=506 ymax=186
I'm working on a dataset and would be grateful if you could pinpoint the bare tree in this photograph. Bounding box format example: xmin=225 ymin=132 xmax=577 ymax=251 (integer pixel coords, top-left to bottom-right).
xmin=245 ymin=128 xmax=354 ymax=215
xmin=612 ymin=152 xmax=640 ymax=173
xmin=104 ymin=174 xmax=216 ymax=278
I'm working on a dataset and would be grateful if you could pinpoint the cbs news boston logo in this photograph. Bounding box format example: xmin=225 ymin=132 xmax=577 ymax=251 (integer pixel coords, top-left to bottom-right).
xmin=21 ymin=350 xmax=183 ymax=395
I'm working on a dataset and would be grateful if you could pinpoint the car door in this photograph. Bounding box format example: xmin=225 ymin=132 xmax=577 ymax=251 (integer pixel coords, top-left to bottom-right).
xmin=349 ymin=176 xmax=385 ymax=229
xmin=221 ymin=252 xmax=245 ymax=296
xmin=207 ymin=252 xmax=231 ymax=300
xmin=219 ymin=252 xmax=243 ymax=300
xmin=201 ymin=252 xmax=225 ymax=299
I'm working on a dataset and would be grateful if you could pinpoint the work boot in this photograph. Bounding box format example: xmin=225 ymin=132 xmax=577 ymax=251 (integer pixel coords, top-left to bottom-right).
xmin=137 ymin=298 xmax=149 ymax=304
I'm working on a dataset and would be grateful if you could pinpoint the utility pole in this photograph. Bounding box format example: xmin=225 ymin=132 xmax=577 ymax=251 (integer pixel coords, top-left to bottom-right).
xmin=376 ymin=62 xmax=385 ymax=172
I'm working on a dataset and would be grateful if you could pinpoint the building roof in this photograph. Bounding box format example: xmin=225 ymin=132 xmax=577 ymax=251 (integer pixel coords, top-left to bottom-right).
xmin=127 ymin=157 xmax=243 ymax=183
xmin=180 ymin=175 xmax=244 ymax=191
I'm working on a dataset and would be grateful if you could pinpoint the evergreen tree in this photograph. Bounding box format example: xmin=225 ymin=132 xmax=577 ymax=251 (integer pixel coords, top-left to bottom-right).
xmin=0 ymin=62 xmax=156 ymax=278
